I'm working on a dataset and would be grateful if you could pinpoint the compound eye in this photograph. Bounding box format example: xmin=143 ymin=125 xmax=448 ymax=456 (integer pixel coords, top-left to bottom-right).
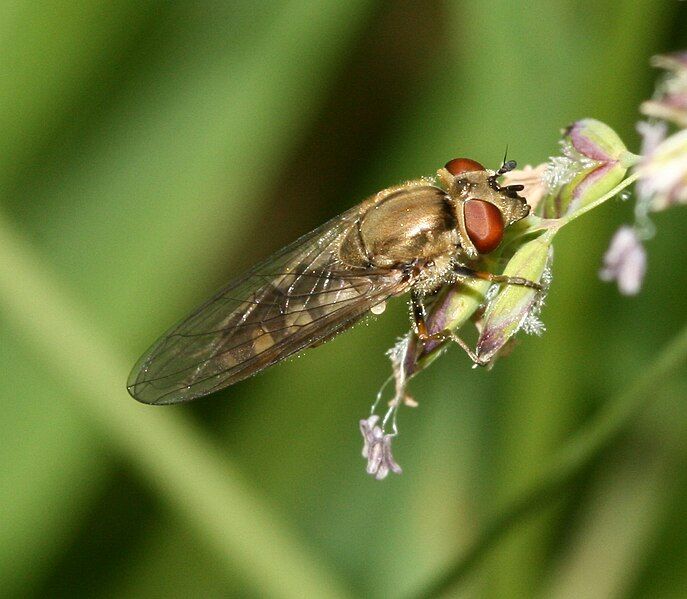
xmin=444 ymin=157 xmax=485 ymax=176
xmin=464 ymin=199 xmax=504 ymax=254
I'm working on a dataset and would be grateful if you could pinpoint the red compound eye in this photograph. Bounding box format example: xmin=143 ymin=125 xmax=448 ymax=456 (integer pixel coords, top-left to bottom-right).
xmin=444 ymin=157 xmax=485 ymax=176
xmin=464 ymin=199 xmax=504 ymax=254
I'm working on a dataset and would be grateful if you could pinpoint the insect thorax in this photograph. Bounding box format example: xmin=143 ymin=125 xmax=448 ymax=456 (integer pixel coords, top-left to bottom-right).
xmin=338 ymin=182 xmax=459 ymax=270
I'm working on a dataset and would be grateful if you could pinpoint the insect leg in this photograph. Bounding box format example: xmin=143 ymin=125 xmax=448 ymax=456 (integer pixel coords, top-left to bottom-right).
xmin=453 ymin=266 xmax=542 ymax=291
xmin=410 ymin=290 xmax=489 ymax=366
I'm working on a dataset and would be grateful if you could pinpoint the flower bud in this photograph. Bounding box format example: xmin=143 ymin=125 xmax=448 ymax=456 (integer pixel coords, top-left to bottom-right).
xmin=411 ymin=277 xmax=492 ymax=372
xmin=539 ymin=119 xmax=637 ymax=218
xmin=476 ymin=234 xmax=553 ymax=362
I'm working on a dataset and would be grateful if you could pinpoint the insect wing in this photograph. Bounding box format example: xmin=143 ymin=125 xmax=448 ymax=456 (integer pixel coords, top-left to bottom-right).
xmin=127 ymin=208 xmax=408 ymax=405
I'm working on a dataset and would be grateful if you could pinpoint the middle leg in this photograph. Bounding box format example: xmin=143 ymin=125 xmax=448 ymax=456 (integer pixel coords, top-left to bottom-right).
xmin=410 ymin=289 xmax=489 ymax=366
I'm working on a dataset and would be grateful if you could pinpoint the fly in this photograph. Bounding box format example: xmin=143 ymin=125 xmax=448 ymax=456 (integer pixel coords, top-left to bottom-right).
xmin=127 ymin=158 xmax=540 ymax=405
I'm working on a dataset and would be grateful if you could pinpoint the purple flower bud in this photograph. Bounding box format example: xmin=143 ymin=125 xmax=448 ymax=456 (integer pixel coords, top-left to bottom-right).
xmin=539 ymin=119 xmax=636 ymax=218
xmin=599 ymin=226 xmax=647 ymax=295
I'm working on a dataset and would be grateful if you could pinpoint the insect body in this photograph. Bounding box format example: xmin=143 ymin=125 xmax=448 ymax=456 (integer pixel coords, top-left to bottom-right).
xmin=127 ymin=158 xmax=537 ymax=405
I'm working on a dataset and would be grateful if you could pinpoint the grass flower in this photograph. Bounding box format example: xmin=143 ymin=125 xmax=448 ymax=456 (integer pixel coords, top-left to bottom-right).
xmin=637 ymin=128 xmax=687 ymax=211
xmin=539 ymin=119 xmax=636 ymax=218
xmin=359 ymin=416 xmax=402 ymax=480
xmin=641 ymin=51 xmax=687 ymax=128
xmin=599 ymin=226 xmax=647 ymax=295
xmin=500 ymin=164 xmax=549 ymax=212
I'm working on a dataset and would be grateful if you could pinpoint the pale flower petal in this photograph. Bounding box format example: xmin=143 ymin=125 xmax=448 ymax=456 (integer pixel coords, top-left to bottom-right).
xmin=599 ymin=226 xmax=647 ymax=295
xmin=359 ymin=416 xmax=402 ymax=480
xmin=500 ymin=164 xmax=549 ymax=212
xmin=641 ymin=51 xmax=687 ymax=128
xmin=637 ymin=128 xmax=687 ymax=211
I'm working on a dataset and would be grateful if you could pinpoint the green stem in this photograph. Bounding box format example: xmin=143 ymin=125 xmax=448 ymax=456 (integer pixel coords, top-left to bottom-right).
xmin=409 ymin=322 xmax=687 ymax=599
xmin=0 ymin=213 xmax=352 ymax=599
xmin=557 ymin=170 xmax=641 ymax=227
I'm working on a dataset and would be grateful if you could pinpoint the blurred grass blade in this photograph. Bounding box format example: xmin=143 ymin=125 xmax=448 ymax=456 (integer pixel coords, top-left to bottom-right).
xmin=408 ymin=323 xmax=687 ymax=599
xmin=0 ymin=211 xmax=352 ymax=599
xmin=0 ymin=1 xmax=156 ymax=179
xmin=0 ymin=334 xmax=109 ymax=597
xmin=6 ymin=0 xmax=375 ymax=334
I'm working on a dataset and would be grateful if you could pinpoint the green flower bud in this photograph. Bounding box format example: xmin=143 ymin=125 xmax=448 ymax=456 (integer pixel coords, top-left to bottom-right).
xmin=476 ymin=233 xmax=553 ymax=363
xmin=405 ymin=277 xmax=491 ymax=376
xmin=538 ymin=119 xmax=637 ymax=219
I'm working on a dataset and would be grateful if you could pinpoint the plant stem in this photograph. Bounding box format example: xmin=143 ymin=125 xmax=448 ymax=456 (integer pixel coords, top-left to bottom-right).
xmin=0 ymin=213 xmax=352 ymax=599
xmin=558 ymin=171 xmax=641 ymax=226
xmin=410 ymin=322 xmax=687 ymax=599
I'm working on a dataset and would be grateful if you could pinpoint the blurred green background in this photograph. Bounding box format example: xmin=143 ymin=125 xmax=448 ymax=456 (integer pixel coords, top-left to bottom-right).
xmin=2 ymin=2 xmax=687 ymax=598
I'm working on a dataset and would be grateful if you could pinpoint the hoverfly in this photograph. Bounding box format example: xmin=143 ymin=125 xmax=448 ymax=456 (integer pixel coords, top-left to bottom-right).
xmin=127 ymin=158 xmax=539 ymax=405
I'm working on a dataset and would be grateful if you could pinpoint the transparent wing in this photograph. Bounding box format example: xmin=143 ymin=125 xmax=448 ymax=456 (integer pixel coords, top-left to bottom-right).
xmin=127 ymin=207 xmax=410 ymax=404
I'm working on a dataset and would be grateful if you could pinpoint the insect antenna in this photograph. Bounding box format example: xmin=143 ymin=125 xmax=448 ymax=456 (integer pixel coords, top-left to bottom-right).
xmin=487 ymin=146 xmax=517 ymax=191
xmin=494 ymin=145 xmax=515 ymax=175
xmin=495 ymin=159 xmax=517 ymax=177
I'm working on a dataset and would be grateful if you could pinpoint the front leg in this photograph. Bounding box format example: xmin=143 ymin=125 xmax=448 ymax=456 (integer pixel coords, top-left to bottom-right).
xmin=453 ymin=265 xmax=542 ymax=291
xmin=410 ymin=290 xmax=489 ymax=366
